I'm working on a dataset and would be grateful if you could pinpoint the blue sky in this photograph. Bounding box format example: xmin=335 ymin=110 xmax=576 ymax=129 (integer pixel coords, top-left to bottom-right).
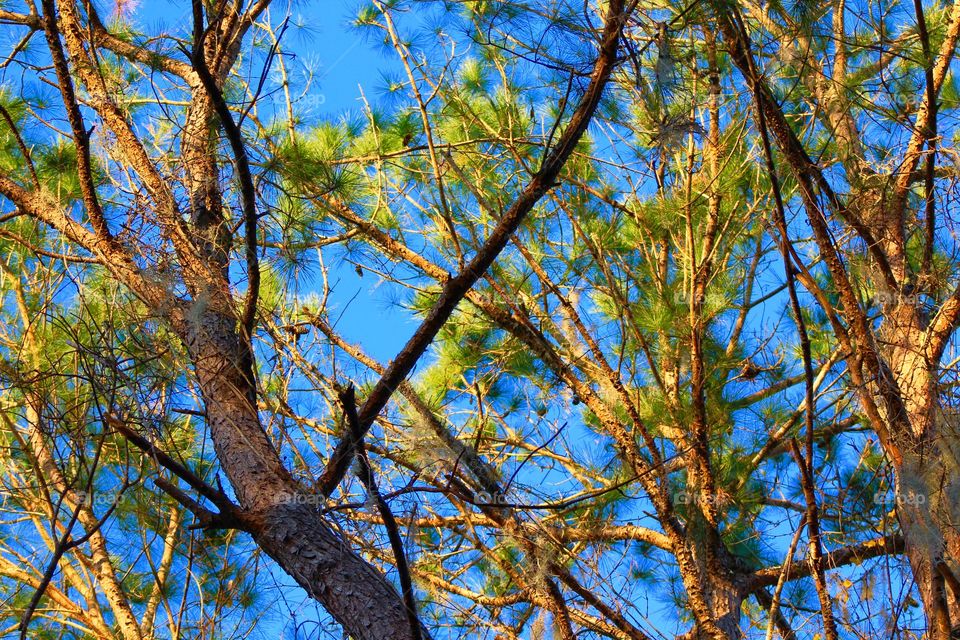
xmin=282 ymin=2 xmax=421 ymax=364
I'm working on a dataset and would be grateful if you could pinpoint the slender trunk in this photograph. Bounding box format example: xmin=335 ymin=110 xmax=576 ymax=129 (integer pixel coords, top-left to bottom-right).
xmin=24 ymin=402 xmax=144 ymax=640
xmin=710 ymin=4 xmax=960 ymax=632
xmin=141 ymin=508 xmax=182 ymax=638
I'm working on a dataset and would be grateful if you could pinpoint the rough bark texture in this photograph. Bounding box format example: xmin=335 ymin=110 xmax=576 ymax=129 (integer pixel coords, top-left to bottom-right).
xmin=184 ymin=305 xmax=430 ymax=640
xmin=676 ymin=537 xmax=746 ymax=640
xmin=880 ymin=314 xmax=960 ymax=635
xmin=257 ymin=502 xmax=432 ymax=639
xmin=167 ymin=1 xmax=629 ymax=632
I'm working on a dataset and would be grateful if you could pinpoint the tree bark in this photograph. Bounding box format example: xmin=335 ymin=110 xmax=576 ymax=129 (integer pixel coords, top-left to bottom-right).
xmin=880 ymin=312 xmax=960 ymax=637
xmin=184 ymin=305 xmax=431 ymax=640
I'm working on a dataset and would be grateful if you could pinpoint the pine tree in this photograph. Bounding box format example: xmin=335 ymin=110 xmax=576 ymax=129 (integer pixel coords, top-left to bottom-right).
xmin=0 ymin=0 xmax=957 ymax=638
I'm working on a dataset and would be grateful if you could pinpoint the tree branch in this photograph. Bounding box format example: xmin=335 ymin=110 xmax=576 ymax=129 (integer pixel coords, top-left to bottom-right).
xmin=190 ymin=0 xmax=260 ymax=339
xmin=746 ymin=534 xmax=905 ymax=590
xmin=109 ymin=417 xmax=245 ymax=525
xmin=339 ymin=385 xmax=424 ymax=640
xmin=892 ymin=0 xmax=960 ymax=209
xmin=316 ymin=0 xmax=630 ymax=498
xmin=39 ymin=0 xmax=109 ymax=240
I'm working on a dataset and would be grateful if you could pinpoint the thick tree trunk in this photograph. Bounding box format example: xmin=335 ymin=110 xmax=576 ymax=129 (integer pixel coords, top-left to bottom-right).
xmin=676 ymin=506 xmax=746 ymax=639
xmin=893 ymin=434 xmax=960 ymax=637
xmin=677 ymin=576 xmax=743 ymax=640
xmin=183 ymin=306 xmax=429 ymax=640
xmin=880 ymin=310 xmax=960 ymax=637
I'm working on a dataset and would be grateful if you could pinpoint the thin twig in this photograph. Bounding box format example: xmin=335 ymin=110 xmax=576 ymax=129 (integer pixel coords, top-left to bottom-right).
xmin=109 ymin=417 xmax=242 ymax=519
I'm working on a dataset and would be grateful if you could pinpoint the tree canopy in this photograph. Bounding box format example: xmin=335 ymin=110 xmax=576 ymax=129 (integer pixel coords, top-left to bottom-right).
xmin=1 ymin=0 xmax=960 ymax=638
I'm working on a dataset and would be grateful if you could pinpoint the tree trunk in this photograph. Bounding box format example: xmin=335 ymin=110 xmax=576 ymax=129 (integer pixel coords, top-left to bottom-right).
xmin=893 ymin=432 xmax=960 ymax=637
xmin=710 ymin=4 xmax=960 ymax=631
xmin=184 ymin=305 xmax=429 ymax=640
xmin=677 ymin=574 xmax=744 ymax=640
xmin=676 ymin=505 xmax=746 ymax=639
xmin=880 ymin=308 xmax=960 ymax=637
